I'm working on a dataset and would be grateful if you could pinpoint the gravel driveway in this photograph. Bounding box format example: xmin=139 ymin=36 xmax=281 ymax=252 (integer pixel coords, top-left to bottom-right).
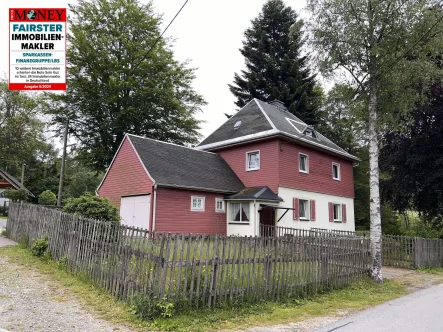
xmin=0 ymin=254 xmax=133 ymax=332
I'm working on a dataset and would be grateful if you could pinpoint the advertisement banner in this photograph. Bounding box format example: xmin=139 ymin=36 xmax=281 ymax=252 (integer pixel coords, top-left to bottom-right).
xmin=9 ymin=8 xmax=67 ymax=91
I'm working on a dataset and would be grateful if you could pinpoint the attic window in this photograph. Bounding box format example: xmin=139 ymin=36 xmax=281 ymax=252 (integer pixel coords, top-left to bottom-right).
xmin=234 ymin=121 xmax=242 ymax=130
xmin=303 ymin=127 xmax=317 ymax=138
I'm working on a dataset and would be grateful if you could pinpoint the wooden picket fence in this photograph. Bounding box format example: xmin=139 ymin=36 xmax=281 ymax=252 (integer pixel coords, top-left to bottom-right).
xmin=259 ymin=225 xmax=356 ymax=238
xmin=382 ymin=235 xmax=443 ymax=269
xmin=5 ymin=203 xmax=372 ymax=309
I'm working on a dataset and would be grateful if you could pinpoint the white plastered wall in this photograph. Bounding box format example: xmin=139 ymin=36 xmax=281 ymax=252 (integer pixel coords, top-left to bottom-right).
xmin=277 ymin=187 xmax=355 ymax=232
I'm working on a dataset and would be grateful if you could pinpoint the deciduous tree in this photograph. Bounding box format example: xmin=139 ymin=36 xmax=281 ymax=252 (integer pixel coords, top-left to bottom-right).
xmin=307 ymin=0 xmax=443 ymax=282
xmin=48 ymin=0 xmax=205 ymax=171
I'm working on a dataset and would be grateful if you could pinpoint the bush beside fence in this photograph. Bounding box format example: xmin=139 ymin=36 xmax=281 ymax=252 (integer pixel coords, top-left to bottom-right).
xmin=6 ymin=203 xmax=371 ymax=311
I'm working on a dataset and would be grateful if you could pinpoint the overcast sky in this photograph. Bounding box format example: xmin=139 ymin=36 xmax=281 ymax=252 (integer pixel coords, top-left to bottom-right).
xmin=1 ymin=0 xmax=308 ymax=142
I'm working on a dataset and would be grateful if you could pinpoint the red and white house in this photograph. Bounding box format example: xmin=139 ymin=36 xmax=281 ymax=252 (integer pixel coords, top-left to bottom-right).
xmin=97 ymin=99 xmax=359 ymax=235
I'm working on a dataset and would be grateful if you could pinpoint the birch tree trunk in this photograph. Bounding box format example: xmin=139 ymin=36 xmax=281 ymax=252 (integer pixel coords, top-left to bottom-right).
xmin=368 ymin=85 xmax=383 ymax=283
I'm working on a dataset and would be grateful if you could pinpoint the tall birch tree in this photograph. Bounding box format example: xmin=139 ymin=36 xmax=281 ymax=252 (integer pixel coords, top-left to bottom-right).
xmin=307 ymin=0 xmax=443 ymax=282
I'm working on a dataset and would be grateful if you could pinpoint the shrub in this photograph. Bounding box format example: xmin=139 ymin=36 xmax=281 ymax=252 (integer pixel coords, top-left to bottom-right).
xmin=4 ymin=189 xmax=28 ymax=202
xmin=132 ymin=293 xmax=176 ymax=320
xmin=38 ymin=190 xmax=57 ymax=205
xmin=63 ymin=193 xmax=120 ymax=222
xmin=31 ymin=236 xmax=49 ymax=257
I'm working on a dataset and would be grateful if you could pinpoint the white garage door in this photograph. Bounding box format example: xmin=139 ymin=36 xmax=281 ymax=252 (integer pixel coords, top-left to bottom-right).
xmin=120 ymin=195 xmax=150 ymax=230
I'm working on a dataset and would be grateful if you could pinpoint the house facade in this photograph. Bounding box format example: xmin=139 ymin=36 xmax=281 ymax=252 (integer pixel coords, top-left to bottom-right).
xmin=97 ymin=99 xmax=358 ymax=236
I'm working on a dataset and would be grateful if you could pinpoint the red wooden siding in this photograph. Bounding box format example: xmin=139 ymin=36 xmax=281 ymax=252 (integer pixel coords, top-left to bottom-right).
xmin=217 ymin=139 xmax=280 ymax=193
xmin=279 ymin=139 xmax=354 ymax=198
xmin=97 ymin=137 xmax=154 ymax=210
xmin=155 ymin=187 xmax=226 ymax=235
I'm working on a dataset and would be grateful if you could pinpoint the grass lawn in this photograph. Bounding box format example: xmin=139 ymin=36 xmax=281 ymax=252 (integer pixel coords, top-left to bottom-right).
xmin=0 ymin=245 xmax=413 ymax=332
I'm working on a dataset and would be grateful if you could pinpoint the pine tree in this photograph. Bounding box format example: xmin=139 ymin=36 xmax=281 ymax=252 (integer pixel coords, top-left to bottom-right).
xmin=229 ymin=0 xmax=320 ymax=125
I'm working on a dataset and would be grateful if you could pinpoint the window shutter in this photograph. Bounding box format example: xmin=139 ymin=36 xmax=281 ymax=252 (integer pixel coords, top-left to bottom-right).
xmin=310 ymin=200 xmax=316 ymax=221
xmin=328 ymin=202 xmax=333 ymax=222
xmin=342 ymin=204 xmax=347 ymax=223
xmin=293 ymin=198 xmax=299 ymax=220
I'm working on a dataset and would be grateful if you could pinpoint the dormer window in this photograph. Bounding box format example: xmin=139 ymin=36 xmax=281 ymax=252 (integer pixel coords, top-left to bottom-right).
xmin=303 ymin=127 xmax=317 ymax=138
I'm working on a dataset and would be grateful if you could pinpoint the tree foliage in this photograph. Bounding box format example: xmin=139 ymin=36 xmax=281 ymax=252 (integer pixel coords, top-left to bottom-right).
xmin=63 ymin=193 xmax=119 ymax=222
xmin=229 ymin=0 xmax=321 ymax=124
xmin=307 ymin=0 xmax=443 ymax=283
xmin=0 ymin=80 xmax=54 ymax=182
xmin=48 ymin=0 xmax=205 ymax=172
xmin=38 ymin=190 xmax=57 ymax=205
xmin=381 ymin=82 xmax=443 ymax=225
xmin=4 ymin=189 xmax=28 ymax=202
xmin=317 ymin=84 xmax=365 ymax=153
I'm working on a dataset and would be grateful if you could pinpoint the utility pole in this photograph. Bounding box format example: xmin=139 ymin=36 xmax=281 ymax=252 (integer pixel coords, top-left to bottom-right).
xmin=21 ymin=163 xmax=25 ymax=185
xmin=57 ymin=120 xmax=68 ymax=206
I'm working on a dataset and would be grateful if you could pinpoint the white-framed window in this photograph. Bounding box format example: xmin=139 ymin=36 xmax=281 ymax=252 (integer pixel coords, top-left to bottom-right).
xmin=246 ymin=150 xmax=260 ymax=171
xmin=230 ymin=202 xmax=250 ymax=223
xmin=215 ymin=198 xmax=225 ymax=213
xmin=299 ymin=199 xmax=310 ymax=220
xmin=332 ymin=163 xmax=341 ymax=180
xmin=333 ymin=203 xmax=342 ymax=221
xmin=191 ymin=196 xmax=205 ymax=211
xmin=299 ymin=153 xmax=309 ymax=173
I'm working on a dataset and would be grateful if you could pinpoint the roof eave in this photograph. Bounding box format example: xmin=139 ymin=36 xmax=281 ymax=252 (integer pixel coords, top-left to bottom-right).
xmin=224 ymin=198 xmax=283 ymax=202
xmin=157 ymin=183 xmax=242 ymax=194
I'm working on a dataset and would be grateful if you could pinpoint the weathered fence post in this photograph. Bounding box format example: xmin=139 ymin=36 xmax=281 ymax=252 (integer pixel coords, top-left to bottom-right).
xmin=321 ymin=253 xmax=328 ymax=284
xmin=209 ymin=256 xmax=219 ymax=308
xmin=121 ymin=243 xmax=132 ymax=300
xmin=413 ymin=237 xmax=421 ymax=269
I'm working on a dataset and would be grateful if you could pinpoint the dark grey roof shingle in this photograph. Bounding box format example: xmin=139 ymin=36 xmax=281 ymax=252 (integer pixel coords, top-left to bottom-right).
xmin=198 ymin=100 xmax=273 ymax=146
xmin=197 ymin=99 xmax=357 ymax=160
xmin=225 ymin=186 xmax=283 ymax=201
xmin=128 ymin=135 xmax=244 ymax=193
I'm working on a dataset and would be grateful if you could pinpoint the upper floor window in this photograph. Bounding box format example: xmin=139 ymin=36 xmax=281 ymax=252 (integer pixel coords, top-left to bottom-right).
xmin=246 ymin=151 xmax=260 ymax=171
xmin=215 ymin=198 xmax=225 ymax=213
xmin=299 ymin=153 xmax=309 ymax=173
xmin=332 ymin=163 xmax=341 ymax=180
xmin=191 ymin=196 xmax=205 ymax=211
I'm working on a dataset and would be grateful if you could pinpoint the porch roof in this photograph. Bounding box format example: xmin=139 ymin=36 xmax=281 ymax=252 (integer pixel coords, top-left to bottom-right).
xmin=225 ymin=186 xmax=283 ymax=202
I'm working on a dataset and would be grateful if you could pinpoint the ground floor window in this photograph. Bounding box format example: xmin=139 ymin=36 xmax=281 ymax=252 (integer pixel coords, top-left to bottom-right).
xmin=231 ymin=203 xmax=249 ymax=223
xmin=299 ymin=199 xmax=309 ymax=220
xmin=191 ymin=196 xmax=205 ymax=211
xmin=215 ymin=198 xmax=225 ymax=212
xmin=333 ymin=203 xmax=342 ymax=221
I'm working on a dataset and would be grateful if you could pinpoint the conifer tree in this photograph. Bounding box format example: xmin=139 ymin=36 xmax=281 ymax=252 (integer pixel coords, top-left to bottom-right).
xmin=229 ymin=0 xmax=320 ymax=125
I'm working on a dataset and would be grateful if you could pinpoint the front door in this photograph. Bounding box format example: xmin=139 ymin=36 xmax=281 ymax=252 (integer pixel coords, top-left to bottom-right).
xmin=259 ymin=206 xmax=275 ymax=236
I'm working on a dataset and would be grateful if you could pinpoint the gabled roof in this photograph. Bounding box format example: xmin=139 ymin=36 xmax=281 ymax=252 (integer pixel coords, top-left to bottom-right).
xmin=225 ymin=186 xmax=283 ymax=202
xmin=127 ymin=134 xmax=245 ymax=193
xmin=196 ymin=99 xmax=358 ymax=161
xmin=0 ymin=169 xmax=34 ymax=196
